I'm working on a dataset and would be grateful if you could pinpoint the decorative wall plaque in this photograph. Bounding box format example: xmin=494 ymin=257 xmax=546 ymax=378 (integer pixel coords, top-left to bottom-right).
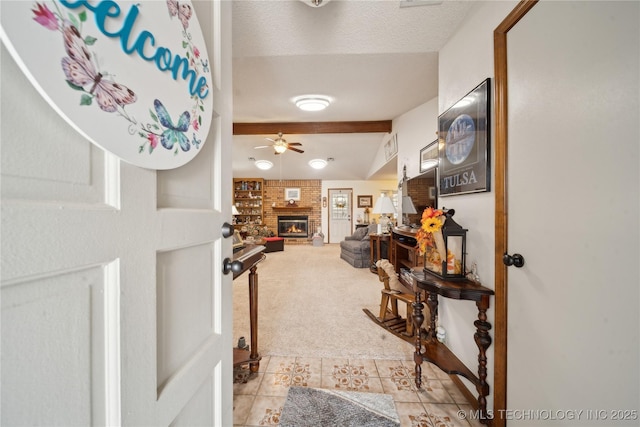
xmin=1 ymin=0 xmax=213 ymax=170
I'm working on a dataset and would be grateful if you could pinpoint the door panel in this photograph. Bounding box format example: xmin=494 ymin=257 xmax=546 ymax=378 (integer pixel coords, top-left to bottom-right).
xmin=506 ymin=1 xmax=639 ymax=420
xmin=1 ymin=1 xmax=233 ymax=426
xmin=156 ymin=244 xmax=215 ymax=391
xmin=1 ymin=265 xmax=117 ymax=425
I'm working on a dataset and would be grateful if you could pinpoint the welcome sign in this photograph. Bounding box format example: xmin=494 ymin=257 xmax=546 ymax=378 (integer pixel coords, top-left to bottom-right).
xmin=1 ymin=0 xmax=213 ymax=170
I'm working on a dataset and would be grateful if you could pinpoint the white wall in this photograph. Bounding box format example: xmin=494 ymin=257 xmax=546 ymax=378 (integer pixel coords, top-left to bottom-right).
xmin=394 ymin=98 xmax=439 ymax=185
xmin=395 ymin=0 xmax=519 ymax=410
xmin=424 ymin=0 xmax=640 ymax=416
xmin=388 ymin=2 xmax=518 ymax=407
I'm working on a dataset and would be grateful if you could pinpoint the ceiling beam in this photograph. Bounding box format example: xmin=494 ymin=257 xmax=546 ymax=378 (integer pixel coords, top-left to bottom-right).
xmin=233 ymin=121 xmax=392 ymax=135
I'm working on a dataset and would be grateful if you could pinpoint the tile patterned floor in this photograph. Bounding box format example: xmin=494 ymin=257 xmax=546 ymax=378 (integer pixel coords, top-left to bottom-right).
xmin=233 ymin=356 xmax=486 ymax=427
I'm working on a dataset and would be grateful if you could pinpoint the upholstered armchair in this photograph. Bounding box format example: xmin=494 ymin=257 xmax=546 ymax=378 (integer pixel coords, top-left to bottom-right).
xmin=339 ymin=224 xmax=381 ymax=268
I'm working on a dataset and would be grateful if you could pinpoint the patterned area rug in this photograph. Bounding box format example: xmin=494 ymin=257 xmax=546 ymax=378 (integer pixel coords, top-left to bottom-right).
xmin=279 ymin=386 xmax=400 ymax=427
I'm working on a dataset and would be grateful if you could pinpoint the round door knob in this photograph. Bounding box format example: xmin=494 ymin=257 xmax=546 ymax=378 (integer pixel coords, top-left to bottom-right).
xmin=503 ymin=253 xmax=525 ymax=268
xmin=223 ymin=258 xmax=243 ymax=275
xmin=221 ymin=222 xmax=234 ymax=238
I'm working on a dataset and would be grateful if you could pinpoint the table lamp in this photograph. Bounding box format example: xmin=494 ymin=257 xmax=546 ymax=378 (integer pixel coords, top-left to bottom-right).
xmin=401 ymin=196 xmax=417 ymax=226
xmin=372 ymin=194 xmax=396 ymax=234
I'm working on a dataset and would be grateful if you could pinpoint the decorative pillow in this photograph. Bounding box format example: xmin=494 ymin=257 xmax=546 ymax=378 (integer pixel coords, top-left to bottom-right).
xmin=376 ymin=259 xmax=412 ymax=293
xmin=351 ymin=227 xmax=369 ymax=241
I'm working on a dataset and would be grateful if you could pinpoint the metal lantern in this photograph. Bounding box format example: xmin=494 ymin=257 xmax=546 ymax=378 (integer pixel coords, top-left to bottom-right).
xmin=424 ymin=209 xmax=467 ymax=280
xmin=441 ymin=209 xmax=467 ymax=279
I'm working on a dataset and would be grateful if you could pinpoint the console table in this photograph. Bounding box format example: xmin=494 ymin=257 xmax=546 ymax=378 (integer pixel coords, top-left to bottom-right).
xmin=407 ymin=269 xmax=494 ymax=424
xmin=232 ymin=244 xmax=266 ymax=372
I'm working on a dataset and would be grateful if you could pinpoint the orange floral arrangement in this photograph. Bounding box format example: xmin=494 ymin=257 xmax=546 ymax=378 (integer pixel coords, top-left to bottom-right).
xmin=416 ymin=207 xmax=445 ymax=255
xmin=416 ymin=207 xmax=464 ymax=275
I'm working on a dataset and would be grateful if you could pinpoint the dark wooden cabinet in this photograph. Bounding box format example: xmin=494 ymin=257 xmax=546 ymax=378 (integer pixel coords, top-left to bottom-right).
xmin=390 ymin=227 xmax=423 ymax=273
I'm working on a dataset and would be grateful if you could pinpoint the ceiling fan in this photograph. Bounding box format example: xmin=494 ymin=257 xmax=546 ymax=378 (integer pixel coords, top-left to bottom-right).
xmin=254 ymin=132 xmax=304 ymax=154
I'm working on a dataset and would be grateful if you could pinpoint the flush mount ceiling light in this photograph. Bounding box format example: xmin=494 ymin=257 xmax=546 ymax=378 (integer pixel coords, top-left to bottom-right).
xmin=308 ymin=159 xmax=328 ymax=169
xmin=294 ymin=95 xmax=331 ymax=112
xmin=254 ymin=160 xmax=273 ymax=170
xmin=399 ymin=0 xmax=443 ymax=8
xmin=299 ymin=0 xmax=331 ymax=7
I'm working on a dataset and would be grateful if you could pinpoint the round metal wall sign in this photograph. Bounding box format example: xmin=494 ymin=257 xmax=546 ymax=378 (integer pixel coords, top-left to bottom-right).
xmin=1 ymin=0 xmax=213 ymax=170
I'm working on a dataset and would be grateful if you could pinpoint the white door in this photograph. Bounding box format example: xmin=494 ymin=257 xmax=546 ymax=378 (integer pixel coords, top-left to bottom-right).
xmin=506 ymin=1 xmax=638 ymax=421
xmin=328 ymin=188 xmax=352 ymax=243
xmin=0 ymin=1 xmax=234 ymax=426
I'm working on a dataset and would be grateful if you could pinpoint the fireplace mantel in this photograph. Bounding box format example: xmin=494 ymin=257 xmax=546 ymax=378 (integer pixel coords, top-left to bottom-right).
xmin=272 ymin=206 xmax=312 ymax=210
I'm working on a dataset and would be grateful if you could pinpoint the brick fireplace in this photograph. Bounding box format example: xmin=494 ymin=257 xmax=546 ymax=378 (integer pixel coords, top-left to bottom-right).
xmin=263 ymin=179 xmax=321 ymax=245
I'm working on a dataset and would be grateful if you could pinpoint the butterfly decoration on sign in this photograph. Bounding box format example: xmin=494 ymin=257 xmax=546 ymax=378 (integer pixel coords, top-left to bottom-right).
xmin=153 ymin=99 xmax=191 ymax=153
xmin=61 ymin=21 xmax=137 ymax=113
xmin=166 ymin=0 xmax=192 ymax=30
xmin=192 ymin=133 xmax=202 ymax=149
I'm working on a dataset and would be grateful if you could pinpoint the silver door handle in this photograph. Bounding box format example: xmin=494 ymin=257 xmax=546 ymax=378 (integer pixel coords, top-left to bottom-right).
xmin=222 ymin=222 xmax=234 ymax=238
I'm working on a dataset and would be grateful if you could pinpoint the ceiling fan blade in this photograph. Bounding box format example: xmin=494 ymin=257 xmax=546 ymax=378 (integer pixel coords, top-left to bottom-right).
xmin=265 ymin=137 xmax=276 ymax=143
xmin=288 ymin=146 xmax=304 ymax=154
xmin=288 ymin=142 xmax=302 ymax=146
xmin=254 ymin=145 xmax=270 ymax=149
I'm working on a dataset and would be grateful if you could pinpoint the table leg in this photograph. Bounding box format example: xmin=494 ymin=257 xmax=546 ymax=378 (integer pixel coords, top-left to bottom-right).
xmin=474 ymin=295 xmax=492 ymax=423
xmin=412 ymin=291 xmax=424 ymax=390
xmin=370 ymin=236 xmax=376 ymax=268
xmin=426 ymin=291 xmax=439 ymax=341
xmin=248 ymin=264 xmax=260 ymax=372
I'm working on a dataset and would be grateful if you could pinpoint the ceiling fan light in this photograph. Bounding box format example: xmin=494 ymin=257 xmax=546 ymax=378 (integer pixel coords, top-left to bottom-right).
xmin=274 ymin=145 xmax=287 ymax=154
xmin=254 ymin=160 xmax=273 ymax=170
xmin=294 ymin=96 xmax=331 ymax=112
xmin=308 ymin=159 xmax=327 ymax=169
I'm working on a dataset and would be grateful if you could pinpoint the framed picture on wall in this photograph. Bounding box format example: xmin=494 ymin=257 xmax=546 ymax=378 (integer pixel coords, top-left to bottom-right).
xmin=438 ymin=78 xmax=491 ymax=196
xmin=429 ymin=187 xmax=436 ymax=199
xmin=284 ymin=188 xmax=301 ymax=200
xmin=357 ymin=195 xmax=373 ymax=208
xmin=384 ymin=134 xmax=398 ymax=161
xmin=420 ymin=140 xmax=439 ymax=173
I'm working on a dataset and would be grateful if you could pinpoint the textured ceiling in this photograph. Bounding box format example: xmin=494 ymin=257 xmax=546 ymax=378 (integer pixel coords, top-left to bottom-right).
xmin=231 ymin=0 xmax=476 ymax=180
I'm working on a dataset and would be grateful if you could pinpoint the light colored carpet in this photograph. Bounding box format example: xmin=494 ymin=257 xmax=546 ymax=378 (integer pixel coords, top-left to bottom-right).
xmin=232 ymin=243 xmax=414 ymax=360
xmin=279 ymin=386 xmax=400 ymax=427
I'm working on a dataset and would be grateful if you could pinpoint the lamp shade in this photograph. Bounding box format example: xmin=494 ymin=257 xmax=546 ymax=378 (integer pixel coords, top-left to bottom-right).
xmin=401 ymin=196 xmax=417 ymax=226
xmin=401 ymin=196 xmax=417 ymax=214
xmin=372 ymin=195 xmax=396 ymax=214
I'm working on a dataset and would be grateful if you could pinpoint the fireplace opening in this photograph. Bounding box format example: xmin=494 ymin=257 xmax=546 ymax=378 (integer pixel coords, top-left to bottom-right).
xmin=278 ymin=215 xmax=308 ymax=238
